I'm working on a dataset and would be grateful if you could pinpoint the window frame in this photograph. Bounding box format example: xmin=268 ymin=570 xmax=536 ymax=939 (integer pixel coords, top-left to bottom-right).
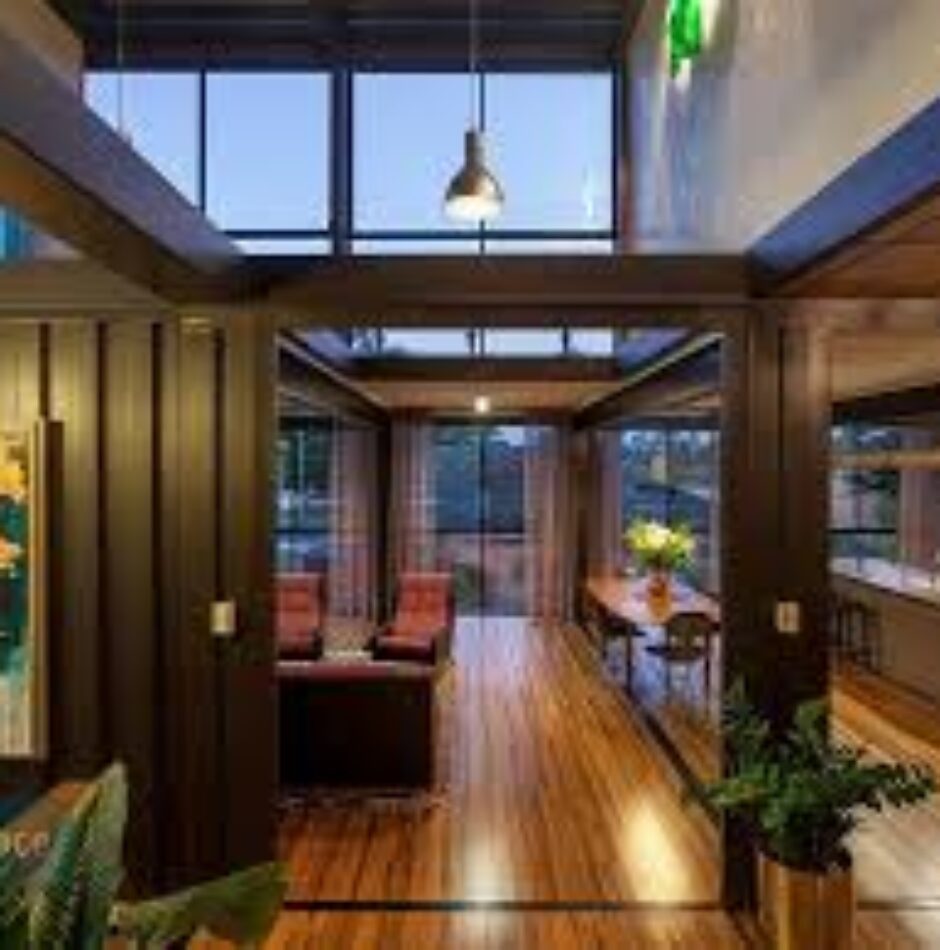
xmin=84 ymin=64 xmax=623 ymax=256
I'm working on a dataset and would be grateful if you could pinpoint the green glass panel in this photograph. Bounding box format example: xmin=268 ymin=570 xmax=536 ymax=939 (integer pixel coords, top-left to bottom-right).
xmin=668 ymin=0 xmax=704 ymax=76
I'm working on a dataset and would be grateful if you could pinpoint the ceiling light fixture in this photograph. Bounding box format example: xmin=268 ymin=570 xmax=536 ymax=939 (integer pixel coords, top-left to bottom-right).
xmin=473 ymin=395 xmax=492 ymax=415
xmin=444 ymin=0 xmax=504 ymax=222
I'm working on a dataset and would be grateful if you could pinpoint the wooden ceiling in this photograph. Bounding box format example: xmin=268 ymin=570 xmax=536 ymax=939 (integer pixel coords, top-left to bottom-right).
xmin=52 ymin=0 xmax=635 ymax=66
xmin=830 ymin=332 xmax=940 ymax=402
xmin=360 ymin=377 xmax=622 ymax=412
xmin=779 ymin=192 xmax=940 ymax=298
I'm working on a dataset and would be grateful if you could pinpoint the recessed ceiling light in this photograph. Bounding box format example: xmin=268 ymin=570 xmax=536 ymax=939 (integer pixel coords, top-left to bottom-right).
xmin=474 ymin=395 xmax=492 ymax=415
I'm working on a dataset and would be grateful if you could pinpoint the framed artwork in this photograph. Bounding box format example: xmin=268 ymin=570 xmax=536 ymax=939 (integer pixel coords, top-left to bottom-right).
xmin=0 ymin=424 xmax=48 ymax=760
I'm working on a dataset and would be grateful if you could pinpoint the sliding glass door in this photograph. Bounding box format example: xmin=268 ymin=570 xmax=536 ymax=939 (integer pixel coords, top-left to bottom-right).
xmin=433 ymin=424 xmax=527 ymax=616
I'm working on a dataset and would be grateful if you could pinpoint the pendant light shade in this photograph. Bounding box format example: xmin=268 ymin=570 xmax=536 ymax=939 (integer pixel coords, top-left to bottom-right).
xmin=444 ymin=0 xmax=504 ymax=222
xmin=445 ymin=129 xmax=504 ymax=222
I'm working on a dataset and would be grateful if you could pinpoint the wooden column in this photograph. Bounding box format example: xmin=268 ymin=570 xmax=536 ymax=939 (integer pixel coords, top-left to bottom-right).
xmin=220 ymin=312 xmax=277 ymax=873
xmin=720 ymin=305 xmax=832 ymax=907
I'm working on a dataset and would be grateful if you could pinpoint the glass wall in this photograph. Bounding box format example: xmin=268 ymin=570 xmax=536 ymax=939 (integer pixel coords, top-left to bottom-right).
xmin=276 ymin=415 xmax=334 ymax=573
xmin=85 ymin=69 xmax=616 ymax=255
xmin=831 ymin=420 xmax=940 ymax=583
xmin=433 ymin=424 xmax=527 ymax=615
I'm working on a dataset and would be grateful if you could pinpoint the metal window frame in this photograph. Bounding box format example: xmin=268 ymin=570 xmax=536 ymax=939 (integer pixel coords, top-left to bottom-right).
xmin=84 ymin=63 xmax=624 ymax=254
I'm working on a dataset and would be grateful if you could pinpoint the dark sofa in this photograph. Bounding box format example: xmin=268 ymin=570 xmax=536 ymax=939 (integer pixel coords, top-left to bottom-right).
xmin=278 ymin=659 xmax=436 ymax=791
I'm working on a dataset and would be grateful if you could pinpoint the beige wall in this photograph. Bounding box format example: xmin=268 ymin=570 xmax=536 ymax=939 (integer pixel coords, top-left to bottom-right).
xmin=629 ymin=0 xmax=940 ymax=251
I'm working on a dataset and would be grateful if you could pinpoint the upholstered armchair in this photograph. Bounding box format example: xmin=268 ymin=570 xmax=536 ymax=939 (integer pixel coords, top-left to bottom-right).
xmin=276 ymin=573 xmax=326 ymax=660
xmin=371 ymin=572 xmax=455 ymax=666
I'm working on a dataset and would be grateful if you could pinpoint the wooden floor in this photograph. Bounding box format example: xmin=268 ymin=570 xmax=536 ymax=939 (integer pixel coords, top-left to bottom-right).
xmin=613 ymin=627 xmax=940 ymax=905
xmin=279 ymin=617 xmax=719 ymax=904
xmin=266 ymin=618 xmax=940 ymax=948
xmin=834 ymin=665 xmax=940 ymax=902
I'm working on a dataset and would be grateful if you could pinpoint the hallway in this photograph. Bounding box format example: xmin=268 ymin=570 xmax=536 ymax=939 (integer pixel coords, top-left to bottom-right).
xmin=272 ymin=619 xmax=940 ymax=947
xmin=279 ymin=618 xmax=720 ymax=904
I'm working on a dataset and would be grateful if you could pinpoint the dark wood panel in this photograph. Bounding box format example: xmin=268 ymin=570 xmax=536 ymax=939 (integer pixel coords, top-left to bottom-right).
xmin=103 ymin=322 xmax=159 ymax=888
xmin=265 ymin=256 xmax=751 ymax=318
xmin=221 ymin=314 xmax=277 ymax=870
xmin=63 ymin=0 xmax=636 ymax=68
xmin=160 ymin=321 xmax=225 ymax=886
xmin=47 ymin=324 xmax=104 ymax=775
xmin=720 ymin=308 xmax=831 ymax=907
xmin=835 ymin=383 xmax=940 ymax=424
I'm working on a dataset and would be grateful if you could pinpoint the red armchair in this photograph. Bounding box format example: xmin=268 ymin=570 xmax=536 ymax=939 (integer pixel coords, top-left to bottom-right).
xmin=276 ymin=573 xmax=326 ymax=660
xmin=372 ymin=573 xmax=454 ymax=666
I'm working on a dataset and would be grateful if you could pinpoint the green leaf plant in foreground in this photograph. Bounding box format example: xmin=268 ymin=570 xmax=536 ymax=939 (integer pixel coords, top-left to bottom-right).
xmin=0 ymin=763 xmax=286 ymax=948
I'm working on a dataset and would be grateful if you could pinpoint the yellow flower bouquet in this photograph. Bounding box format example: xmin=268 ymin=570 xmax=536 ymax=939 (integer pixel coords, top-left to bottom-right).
xmin=625 ymin=519 xmax=695 ymax=574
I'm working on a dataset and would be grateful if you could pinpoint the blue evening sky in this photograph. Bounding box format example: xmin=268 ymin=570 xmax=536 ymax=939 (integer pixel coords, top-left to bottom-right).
xmin=85 ymin=71 xmax=612 ymax=242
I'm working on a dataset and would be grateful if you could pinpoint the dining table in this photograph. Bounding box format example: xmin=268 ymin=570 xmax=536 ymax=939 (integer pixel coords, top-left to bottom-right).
xmin=583 ymin=575 xmax=721 ymax=687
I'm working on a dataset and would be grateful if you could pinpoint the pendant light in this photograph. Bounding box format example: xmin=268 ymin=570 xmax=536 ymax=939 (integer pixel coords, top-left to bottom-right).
xmin=444 ymin=0 xmax=504 ymax=222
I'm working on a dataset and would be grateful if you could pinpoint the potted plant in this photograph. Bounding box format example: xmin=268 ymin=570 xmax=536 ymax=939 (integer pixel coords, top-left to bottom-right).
xmin=0 ymin=763 xmax=286 ymax=947
xmin=706 ymin=683 xmax=936 ymax=949
xmin=624 ymin=519 xmax=695 ymax=603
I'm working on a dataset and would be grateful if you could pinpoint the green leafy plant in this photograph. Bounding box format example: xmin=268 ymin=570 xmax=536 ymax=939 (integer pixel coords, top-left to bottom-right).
xmin=706 ymin=682 xmax=936 ymax=873
xmin=0 ymin=763 xmax=285 ymax=948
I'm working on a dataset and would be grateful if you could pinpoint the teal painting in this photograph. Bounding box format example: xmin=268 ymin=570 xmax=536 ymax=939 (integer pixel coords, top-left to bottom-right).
xmin=0 ymin=432 xmax=36 ymax=757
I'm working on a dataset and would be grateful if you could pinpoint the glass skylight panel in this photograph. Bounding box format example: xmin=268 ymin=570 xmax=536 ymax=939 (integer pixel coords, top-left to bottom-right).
xmin=381 ymin=330 xmax=474 ymax=356
xmin=206 ymin=73 xmax=329 ymax=231
xmin=85 ymin=72 xmax=200 ymax=203
xmin=354 ymin=74 xmax=475 ymax=234
xmin=568 ymin=330 xmax=615 ymax=356
xmin=486 ymin=73 xmax=613 ymax=233
xmin=483 ymin=330 xmax=565 ymax=357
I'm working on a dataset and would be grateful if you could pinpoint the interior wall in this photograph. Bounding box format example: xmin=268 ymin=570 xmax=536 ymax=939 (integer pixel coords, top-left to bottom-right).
xmin=0 ymin=315 xmax=276 ymax=891
xmin=629 ymin=0 xmax=940 ymax=250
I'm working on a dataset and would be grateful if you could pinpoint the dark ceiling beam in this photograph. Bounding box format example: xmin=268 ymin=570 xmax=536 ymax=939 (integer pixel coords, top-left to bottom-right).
xmin=750 ymin=93 xmax=940 ymax=294
xmin=262 ymin=256 xmax=751 ymax=326
xmin=0 ymin=24 xmax=243 ymax=302
xmin=59 ymin=2 xmax=628 ymax=68
xmin=278 ymin=333 xmax=387 ymax=425
xmin=573 ymin=333 xmax=722 ymax=430
xmin=834 ymin=383 xmax=940 ymax=425
xmin=354 ymin=356 xmax=622 ymax=383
